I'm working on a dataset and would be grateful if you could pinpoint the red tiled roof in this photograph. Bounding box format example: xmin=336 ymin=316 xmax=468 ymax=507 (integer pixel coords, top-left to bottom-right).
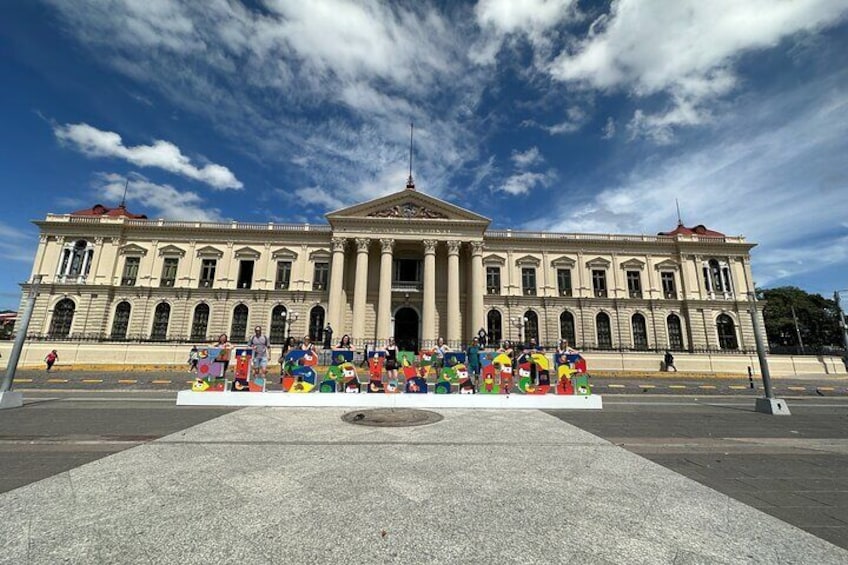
xmin=70 ymin=204 xmax=147 ymax=219
xmin=658 ymin=223 xmax=725 ymax=237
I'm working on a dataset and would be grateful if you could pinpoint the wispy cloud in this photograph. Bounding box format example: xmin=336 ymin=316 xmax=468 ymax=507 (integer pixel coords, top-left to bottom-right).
xmin=0 ymin=222 xmax=36 ymax=263
xmin=55 ymin=123 xmax=243 ymax=190
xmin=93 ymin=172 xmax=224 ymax=222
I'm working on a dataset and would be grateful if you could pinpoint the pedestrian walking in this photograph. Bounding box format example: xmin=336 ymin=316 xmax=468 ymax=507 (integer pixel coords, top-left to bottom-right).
xmin=664 ymin=350 xmax=677 ymax=372
xmin=188 ymin=346 xmax=199 ymax=373
xmin=45 ymin=349 xmax=58 ymax=372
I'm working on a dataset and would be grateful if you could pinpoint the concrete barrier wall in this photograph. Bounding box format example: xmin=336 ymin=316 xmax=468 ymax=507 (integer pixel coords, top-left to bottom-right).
xmin=1 ymin=341 xmax=845 ymax=376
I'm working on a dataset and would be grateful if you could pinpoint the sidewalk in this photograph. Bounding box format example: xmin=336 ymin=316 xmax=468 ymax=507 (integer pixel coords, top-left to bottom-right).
xmin=1 ymin=408 xmax=845 ymax=564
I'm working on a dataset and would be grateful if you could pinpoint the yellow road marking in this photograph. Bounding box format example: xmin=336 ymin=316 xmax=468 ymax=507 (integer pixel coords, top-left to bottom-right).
xmin=817 ymin=387 xmax=834 ymax=391
xmin=47 ymin=379 xmax=68 ymax=383
xmin=185 ymin=380 xmax=195 ymax=384
xmin=638 ymin=385 xmax=656 ymax=389
xmin=607 ymin=384 xmax=626 ymax=388
xmin=728 ymin=385 xmax=748 ymax=390
xmin=668 ymin=385 xmax=687 ymax=389
xmin=787 ymin=386 xmax=807 ymax=391
xmin=81 ymin=379 xmax=103 ymax=384
xmin=699 ymin=385 xmax=717 ymax=389
xmin=118 ymin=379 xmax=137 ymax=384
xmin=151 ymin=380 xmax=172 ymax=384
xmin=16 ymin=379 xmax=33 ymax=383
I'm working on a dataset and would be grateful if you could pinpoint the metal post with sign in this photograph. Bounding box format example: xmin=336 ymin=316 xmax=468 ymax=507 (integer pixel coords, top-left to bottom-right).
xmin=1 ymin=276 xmax=42 ymax=409
xmin=748 ymin=291 xmax=790 ymax=415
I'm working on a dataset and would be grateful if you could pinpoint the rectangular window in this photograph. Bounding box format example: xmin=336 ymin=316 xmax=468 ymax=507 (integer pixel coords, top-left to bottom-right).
xmin=121 ymin=257 xmax=140 ymax=286
xmin=486 ymin=266 xmax=501 ymax=295
xmin=393 ymin=259 xmax=421 ymax=282
xmin=237 ymin=260 xmax=254 ymax=289
xmin=199 ymin=259 xmax=216 ymax=288
xmin=592 ymin=270 xmax=607 ymax=297
xmin=661 ymin=272 xmax=676 ymax=299
xmin=521 ymin=267 xmax=536 ymax=296
xmin=313 ymin=262 xmax=329 ymax=291
xmin=160 ymin=258 xmax=178 ymax=287
xmin=626 ymin=271 xmax=642 ymax=298
xmin=557 ymin=269 xmax=572 ymax=296
xmin=276 ymin=261 xmax=292 ymax=289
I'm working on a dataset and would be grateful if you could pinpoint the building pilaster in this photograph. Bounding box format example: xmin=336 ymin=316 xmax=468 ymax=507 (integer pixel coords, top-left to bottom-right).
xmin=446 ymin=240 xmax=461 ymax=344
xmin=468 ymin=241 xmax=484 ymax=341
xmin=422 ymin=240 xmax=437 ymax=347
xmin=327 ymin=237 xmax=347 ymax=334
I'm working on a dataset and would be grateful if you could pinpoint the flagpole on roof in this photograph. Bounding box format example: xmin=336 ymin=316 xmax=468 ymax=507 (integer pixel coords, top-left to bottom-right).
xmin=406 ymin=123 xmax=415 ymax=190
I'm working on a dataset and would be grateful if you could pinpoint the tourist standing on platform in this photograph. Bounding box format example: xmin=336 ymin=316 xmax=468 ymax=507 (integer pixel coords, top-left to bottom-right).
xmin=249 ymin=326 xmax=270 ymax=380
xmin=385 ymin=337 xmax=399 ymax=381
xmin=45 ymin=349 xmax=59 ymax=372
xmin=338 ymin=334 xmax=354 ymax=350
xmin=187 ymin=346 xmax=199 ymax=373
xmin=555 ymin=339 xmax=575 ymax=366
xmin=434 ymin=337 xmax=450 ymax=371
xmin=466 ymin=337 xmax=481 ymax=381
xmin=278 ymin=336 xmax=295 ymax=383
xmin=300 ymin=335 xmax=315 ymax=354
xmin=215 ymin=334 xmax=232 ymax=375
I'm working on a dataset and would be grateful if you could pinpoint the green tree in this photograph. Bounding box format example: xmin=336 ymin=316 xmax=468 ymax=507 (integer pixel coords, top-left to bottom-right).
xmin=758 ymin=287 xmax=841 ymax=349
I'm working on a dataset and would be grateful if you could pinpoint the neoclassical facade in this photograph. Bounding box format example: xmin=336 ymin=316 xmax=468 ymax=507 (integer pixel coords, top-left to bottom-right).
xmin=20 ymin=187 xmax=762 ymax=353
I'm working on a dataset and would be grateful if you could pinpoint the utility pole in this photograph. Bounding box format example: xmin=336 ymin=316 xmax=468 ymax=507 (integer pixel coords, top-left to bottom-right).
xmin=749 ymin=291 xmax=790 ymax=415
xmin=1 ymin=276 xmax=42 ymax=409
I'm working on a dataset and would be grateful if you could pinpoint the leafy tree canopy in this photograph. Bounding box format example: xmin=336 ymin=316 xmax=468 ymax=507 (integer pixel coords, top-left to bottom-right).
xmin=758 ymin=287 xmax=842 ymax=348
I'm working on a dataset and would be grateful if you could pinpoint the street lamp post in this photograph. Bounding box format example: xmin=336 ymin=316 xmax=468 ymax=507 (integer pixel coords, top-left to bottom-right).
xmin=511 ymin=316 xmax=527 ymax=346
xmin=835 ymin=291 xmax=848 ymax=367
xmin=1 ymin=275 xmax=42 ymax=409
xmin=748 ymin=291 xmax=790 ymax=415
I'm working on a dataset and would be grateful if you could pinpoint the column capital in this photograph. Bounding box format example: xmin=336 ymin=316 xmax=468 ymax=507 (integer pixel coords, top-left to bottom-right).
xmin=331 ymin=237 xmax=347 ymax=252
xmin=380 ymin=238 xmax=395 ymax=253
xmin=355 ymin=238 xmax=371 ymax=253
xmin=422 ymin=240 xmax=438 ymax=254
xmin=470 ymin=241 xmax=484 ymax=256
xmin=446 ymin=240 xmax=461 ymax=256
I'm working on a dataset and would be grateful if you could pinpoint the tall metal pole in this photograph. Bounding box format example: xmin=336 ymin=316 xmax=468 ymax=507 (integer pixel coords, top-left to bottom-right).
xmin=2 ymin=276 xmax=42 ymax=392
xmin=835 ymin=291 xmax=848 ymax=359
xmin=790 ymin=304 xmax=805 ymax=354
xmin=748 ymin=292 xmax=774 ymax=399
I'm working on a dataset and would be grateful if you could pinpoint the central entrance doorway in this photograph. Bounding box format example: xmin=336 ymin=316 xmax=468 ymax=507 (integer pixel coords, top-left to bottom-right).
xmin=393 ymin=307 xmax=420 ymax=353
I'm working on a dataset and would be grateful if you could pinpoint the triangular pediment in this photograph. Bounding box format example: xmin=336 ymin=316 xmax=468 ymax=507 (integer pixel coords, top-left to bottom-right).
xmin=119 ymin=243 xmax=148 ymax=256
xmin=196 ymin=245 xmax=223 ymax=258
xmin=158 ymin=245 xmax=186 ymax=257
xmin=326 ymin=189 xmax=491 ymax=225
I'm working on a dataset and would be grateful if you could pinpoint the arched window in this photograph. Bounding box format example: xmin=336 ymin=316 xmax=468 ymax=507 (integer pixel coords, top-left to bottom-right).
xmin=596 ymin=312 xmax=612 ymax=349
xmin=560 ymin=311 xmax=576 ymax=346
xmin=49 ymin=299 xmax=75 ymax=338
xmin=631 ymin=313 xmax=648 ymax=350
xmin=111 ymin=301 xmax=131 ymax=340
xmin=231 ymin=304 xmax=249 ymax=343
xmin=190 ymin=303 xmax=210 ymax=341
xmin=667 ymin=314 xmax=684 ymax=350
xmin=270 ymin=305 xmax=288 ymax=343
xmin=524 ymin=310 xmax=539 ymax=344
xmin=151 ymin=303 xmax=170 ymax=341
xmin=487 ymin=309 xmax=502 ymax=345
xmin=716 ymin=314 xmax=738 ymax=350
xmin=58 ymin=239 xmax=93 ymax=279
xmin=709 ymin=259 xmax=724 ymax=293
xmin=309 ymin=306 xmax=325 ymax=342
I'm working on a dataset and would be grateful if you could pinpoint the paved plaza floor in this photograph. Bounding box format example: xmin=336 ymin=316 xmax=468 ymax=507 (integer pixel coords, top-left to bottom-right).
xmin=2 ymin=402 xmax=847 ymax=564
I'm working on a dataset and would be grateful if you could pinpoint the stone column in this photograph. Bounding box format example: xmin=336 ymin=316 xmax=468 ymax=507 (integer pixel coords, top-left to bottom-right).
xmin=376 ymin=239 xmax=395 ymax=342
xmin=352 ymin=238 xmax=370 ymax=342
xmin=468 ymin=241 xmax=484 ymax=340
xmin=422 ymin=240 xmax=437 ymax=347
xmin=446 ymin=240 xmax=461 ymax=344
xmin=327 ymin=237 xmax=347 ymax=333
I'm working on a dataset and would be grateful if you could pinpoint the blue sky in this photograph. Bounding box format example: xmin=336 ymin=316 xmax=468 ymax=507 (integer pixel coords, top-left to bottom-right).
xmin=1 ymin=0 xmax=847 ymax=310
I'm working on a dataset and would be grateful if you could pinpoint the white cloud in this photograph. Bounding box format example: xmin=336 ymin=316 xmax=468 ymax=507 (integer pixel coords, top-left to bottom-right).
xmin=0 ymin=223 xmax=34 ymax=263
xmin=549 ymin=0 xmax=848 ymax=139
xmin=529 ymin=74 xmax=848 ymax=285
xmin=93 ymin=173 xmax=224 ymax=222
xmin=55 ymin=123 xmax=243 ymax=190
xmin=511 ymin=147 xmax=543 ymax=168
xmin=290 ymin=187 xmax=345 ymax=211
xmin=499 ymin=171 xmax=553 ymax=196
xmin=601 ymin=117 xmax=616 ymax=139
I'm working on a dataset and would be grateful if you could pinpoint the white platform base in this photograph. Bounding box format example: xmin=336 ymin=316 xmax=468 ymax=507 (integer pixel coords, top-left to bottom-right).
xmin=177 ymin=390 xmax=603 ymax=410
xmin=0 ymin=391 xmax=23 ymax=410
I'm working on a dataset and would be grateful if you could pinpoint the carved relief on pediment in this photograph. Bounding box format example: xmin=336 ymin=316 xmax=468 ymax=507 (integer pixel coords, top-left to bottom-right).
xmin=367 ymin=202 xmax=448 ymax=219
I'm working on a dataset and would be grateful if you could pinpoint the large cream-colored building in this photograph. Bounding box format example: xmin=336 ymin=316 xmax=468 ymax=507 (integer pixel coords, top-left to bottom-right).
xmin=21 ymin=186 xmax=761 ymax=354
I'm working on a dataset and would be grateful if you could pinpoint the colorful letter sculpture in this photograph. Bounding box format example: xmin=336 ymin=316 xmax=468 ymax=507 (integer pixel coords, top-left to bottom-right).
xmin=340 ymin=363 xmax=361 ymax=393
xmin=192 ymin=347 xmax=228 ymax=391
xmin=405 ymin=375 xmax=428 ymax=393
xmin=443 ymin=352 xmax=466 ymax=368
xmin=456 ymin=364 xmax=475 ymax=394
xmin=231 ymin=348 xmax=264 ymax=392
xmin=517 ymin=353 xmax=551 ymax=395
xmin=282 ymin=350 xmax=318 ymax=391
xmin=555 ymin=353 xmax=588 ymax=395
xmin=330 ymin=350 xmax=354 ymax=366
